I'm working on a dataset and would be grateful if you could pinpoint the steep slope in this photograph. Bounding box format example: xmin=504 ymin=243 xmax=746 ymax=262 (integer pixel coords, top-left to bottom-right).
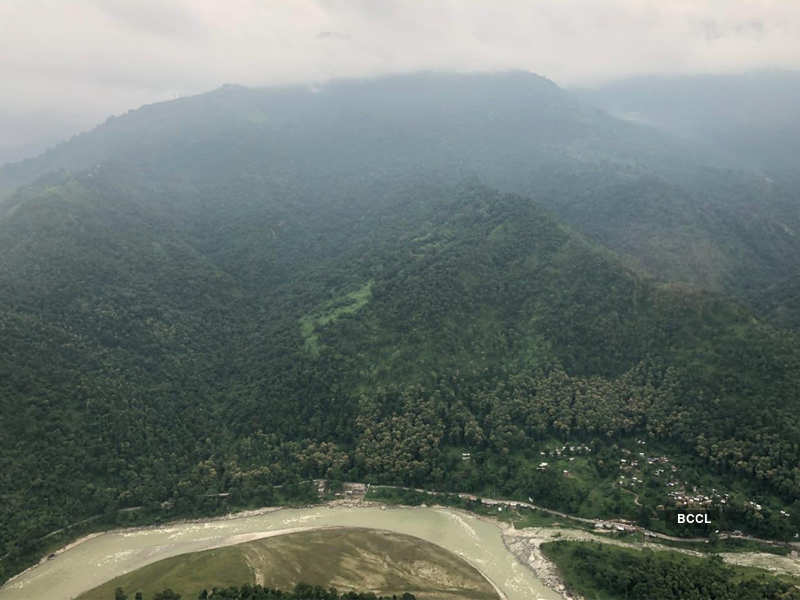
xmin=1 ymin=170 xmax=799 ymax=584
xmin=576 ymin=70 xmax=800 ymax=174
xmin=576 ymin=71 xmax=800 ymax=326
xmin=2 ymin=72 xmax=798 ymax=320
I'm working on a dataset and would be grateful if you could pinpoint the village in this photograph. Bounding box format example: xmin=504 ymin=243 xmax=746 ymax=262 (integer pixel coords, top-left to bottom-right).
xmin=532 ymin=439 xmax=785 ymax=520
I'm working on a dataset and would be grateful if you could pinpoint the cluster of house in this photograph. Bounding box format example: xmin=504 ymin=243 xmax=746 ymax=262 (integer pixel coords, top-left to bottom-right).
xmin=618 ymin=474 xmax=642 ymax=485
xmin=617 ymin=451 xmax=676 ymax=483
xmin=535 ymin=443 xmax=592 ymax=473
xmin=666 ymin=487 xmax=723 ymax=507
xmin=533 ymin=442 xmax=794 ymax=525
xmin=646 ymin=455 xmax=674 ymax=468
xmin=616 ymin=450 xmax=726 ymax=509
xmin=615 ymin=447 xmax=793 ymax=522
xmin=539 ymin=443 xmax=592 ymax=459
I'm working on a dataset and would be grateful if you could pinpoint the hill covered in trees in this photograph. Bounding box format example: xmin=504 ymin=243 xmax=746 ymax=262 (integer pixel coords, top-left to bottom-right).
xmin=1 ymin=72 xmax=799 ymax=584
xmin=541 ymin=541 xmax=800 ymax=600
xmin=2 ymin=72 xmax=798 ymax=320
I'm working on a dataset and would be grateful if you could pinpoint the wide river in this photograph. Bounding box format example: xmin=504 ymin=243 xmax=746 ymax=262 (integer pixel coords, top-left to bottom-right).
xmin=0 ymin=505 xmax=560 ymax=600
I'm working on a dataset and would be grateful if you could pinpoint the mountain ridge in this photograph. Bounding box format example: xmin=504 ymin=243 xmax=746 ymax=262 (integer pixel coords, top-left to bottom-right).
xmin=2 ymin=71 xmax=797 ymax=324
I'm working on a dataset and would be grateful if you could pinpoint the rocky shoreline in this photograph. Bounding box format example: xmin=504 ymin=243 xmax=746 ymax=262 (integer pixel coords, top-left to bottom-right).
xmin=502 ymin=529 xmax=579 ymax=600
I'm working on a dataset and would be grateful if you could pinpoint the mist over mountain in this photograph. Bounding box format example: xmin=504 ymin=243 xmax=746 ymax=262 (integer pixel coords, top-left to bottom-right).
xmin=3 ymin=72 xmax=799 ymax=319
xmin=577 ymin=71 xmax=800 ymax=328
xmin=577 ymin=70 xmax=800 ymax=175
xmin=0 ymin=72 xmax=693 ymax=194
xmin=2 ymin=71 xmax=800 ymax=586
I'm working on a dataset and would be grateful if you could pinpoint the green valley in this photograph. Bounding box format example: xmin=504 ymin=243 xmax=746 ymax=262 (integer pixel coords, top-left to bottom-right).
xmin=1 ymin=73 xmax=799 ymax=596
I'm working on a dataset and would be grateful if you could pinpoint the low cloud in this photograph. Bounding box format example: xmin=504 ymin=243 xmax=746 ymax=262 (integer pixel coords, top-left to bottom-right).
xmin=2 ymin=0 xmax=799 ymax=163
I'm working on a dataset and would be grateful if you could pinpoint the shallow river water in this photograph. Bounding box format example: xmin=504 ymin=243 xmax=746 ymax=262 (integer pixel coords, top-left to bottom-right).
xmin=0 ymin=505 xmax=559 ymax=600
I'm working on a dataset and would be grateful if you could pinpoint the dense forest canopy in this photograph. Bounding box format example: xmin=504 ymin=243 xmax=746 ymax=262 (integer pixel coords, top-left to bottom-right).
xmin=541 ymin=541 xmax=800 ymax=600
xmin=3 ymin=72 xmax=799 ymax=320
xmin=1 ymin=72 xmax=799 ymax=584
xmin=577 ymin=70 xmax=800 ymax=328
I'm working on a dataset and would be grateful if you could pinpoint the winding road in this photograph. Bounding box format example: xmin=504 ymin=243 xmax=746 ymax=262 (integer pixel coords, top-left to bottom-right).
xmin=370 ymin=484 xmax=799 ymax=549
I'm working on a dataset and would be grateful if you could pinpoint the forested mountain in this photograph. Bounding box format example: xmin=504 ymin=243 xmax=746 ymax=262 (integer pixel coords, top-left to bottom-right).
xmin=1 ymin=72 xmax=800 ymax=584
xmin=577 ymin=70 xmax=800 ymax=327
xmin=2 ymin=72 xmax=798 ymax=320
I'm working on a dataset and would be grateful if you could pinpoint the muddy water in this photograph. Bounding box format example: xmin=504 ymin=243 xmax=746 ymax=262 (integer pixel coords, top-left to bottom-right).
xmin=0 ymin=506 xmax=560 ymax=600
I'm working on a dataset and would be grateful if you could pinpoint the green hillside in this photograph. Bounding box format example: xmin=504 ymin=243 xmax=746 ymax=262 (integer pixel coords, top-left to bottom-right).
xmin=1 ymin=73 xmax=800 ymax=585
xmin=1 ymin=166 xmax=799 ymax=584
xmin=2 ymin=73 xmax=798 ymax=320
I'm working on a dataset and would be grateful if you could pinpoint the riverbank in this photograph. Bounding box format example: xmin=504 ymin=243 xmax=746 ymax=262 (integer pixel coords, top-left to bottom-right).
xmin=6 ymin=480 xmax=795 ymax=592
xmin=4 ymin=492 xmax=799 ymax=600
xmin=75 ymin=527 xmax=505 ymax=600
xmin=0 ymin=501 xmax=561 ymax=600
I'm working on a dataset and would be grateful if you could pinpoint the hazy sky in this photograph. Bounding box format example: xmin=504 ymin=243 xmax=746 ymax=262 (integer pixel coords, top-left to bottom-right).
xmin=2 ymin=0 xmax=799 ymax=164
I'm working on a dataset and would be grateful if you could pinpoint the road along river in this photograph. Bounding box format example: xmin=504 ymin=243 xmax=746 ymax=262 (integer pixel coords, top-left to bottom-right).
xmin=0 ymin=505 xmax=560 ymax=600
